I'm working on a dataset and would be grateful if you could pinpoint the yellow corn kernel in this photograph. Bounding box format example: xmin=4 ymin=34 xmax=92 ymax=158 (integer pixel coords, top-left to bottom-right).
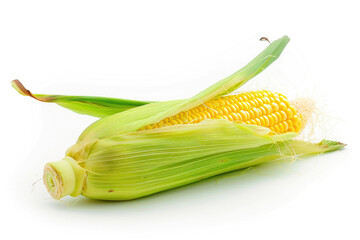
xmin=286 ymin=108 xmax=293 ymax=119
xmin=259 ymin=106 xmax=267 ymax=115
xmin=239 ymin=110 xmax=248 ymax=121
xmin=230 ymin=112 xmax=242 ymax=122
xmin=253 ymin=108 xmax=261 ymax=118
xmin=280 ymin=111 xmax=287 ymax=121
xmin=271 ymin=102 xmax=279 ymax=112
xmin=263 ymin=104 xmax=272 ymax=114
xmin=243 ymin=101 xmax=251 ymax=110
xmin=279 ymin=102 xmax=288 ymax=111
xmin=256 ymin=98 xmax=264 ymax=107
xmin=277 ymin=122 xmax=284 ymax=133
xmin=270 ymin=113 xmax=278 ymax=123
xmin=263 ymin=115 xmax=270 ymax=127
xmin=273 ymin=125 xmax=280 ymax=133
xmin=275 ymin=112 xmax=282 ymax=122
xmin=287 ymin=119 xmax=293 ymax=128
xmin=262 ymin=96 xmax=270 ymax=104
xmin=282 ymin=121 xmax=289 ymax=132
xmin=248 ymin=109 xmax=255 ymax=119
xmin=268 ymin=114 xmax=275 ymax=126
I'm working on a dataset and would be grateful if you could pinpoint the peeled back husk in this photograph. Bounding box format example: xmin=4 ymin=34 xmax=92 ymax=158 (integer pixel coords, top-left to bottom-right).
xmin=11 ymin=79 xmax=153 ymax=118
xmin=13 ymin=35 xmax=290 ymax=119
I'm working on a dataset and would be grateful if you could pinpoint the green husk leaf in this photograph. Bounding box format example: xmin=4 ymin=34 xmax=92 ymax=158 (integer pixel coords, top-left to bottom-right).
xmin=80 ymin=36 xmax=291 ymax=141
xmin=65 ymin=120 xmax=344 ymax=200
xmin=12 ymin=36 xmax=289 ymax=121
xmin=11 ymin=80 xmax=152 ymax=118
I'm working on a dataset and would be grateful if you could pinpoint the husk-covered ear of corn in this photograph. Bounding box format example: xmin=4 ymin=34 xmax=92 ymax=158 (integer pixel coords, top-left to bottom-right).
xmin=19 ymin=36 xmax=345 ymax=201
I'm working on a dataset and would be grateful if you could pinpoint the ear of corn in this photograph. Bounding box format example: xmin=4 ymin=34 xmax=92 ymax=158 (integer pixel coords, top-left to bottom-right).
xmin=38 ymin=35 xmax=345 ymax=201
xmin=11 ymin=80 xmax=152 ymax=118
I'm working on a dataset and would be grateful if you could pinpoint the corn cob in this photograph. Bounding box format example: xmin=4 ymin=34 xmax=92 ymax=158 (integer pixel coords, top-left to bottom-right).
xmin=17 ymin=35 xmax=343 ymax=201
xmin=143 ymin=90 xmax=303 ymax=133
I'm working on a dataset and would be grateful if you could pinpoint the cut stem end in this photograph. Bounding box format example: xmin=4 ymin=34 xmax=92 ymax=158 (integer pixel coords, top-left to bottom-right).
xmin=43 ymin=158 xmax=76 ymax=199
xmin=43 ymin=157 xmax=86 ymax=200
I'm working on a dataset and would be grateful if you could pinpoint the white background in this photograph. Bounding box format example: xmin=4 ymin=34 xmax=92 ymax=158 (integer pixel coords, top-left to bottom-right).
xmin=0 ymin=0 xmax=358 ymax=239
